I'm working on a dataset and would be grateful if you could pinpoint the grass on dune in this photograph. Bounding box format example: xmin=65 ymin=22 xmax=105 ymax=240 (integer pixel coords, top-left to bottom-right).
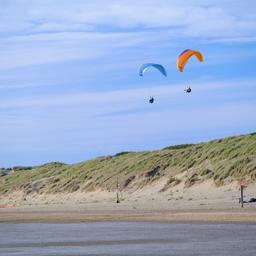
xmin=0 ymin=133 xmax=255 ymax=196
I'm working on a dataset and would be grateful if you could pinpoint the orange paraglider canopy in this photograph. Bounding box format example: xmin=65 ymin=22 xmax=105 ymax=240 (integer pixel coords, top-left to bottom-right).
xmin=176 ymin=49 xmax=203 ymax=72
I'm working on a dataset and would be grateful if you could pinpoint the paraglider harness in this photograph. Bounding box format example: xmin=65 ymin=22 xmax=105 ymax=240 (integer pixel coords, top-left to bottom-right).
xmin=185 ymin=86 xmax=192 ymax=93
xmin=149 ymin=96 xmax=154 ymax=104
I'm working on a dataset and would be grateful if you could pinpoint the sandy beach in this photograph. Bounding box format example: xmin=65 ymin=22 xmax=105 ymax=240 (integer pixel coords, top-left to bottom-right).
xmin=1 ymin=204 xmax=256 ymax=223
xmin=1 ymin=181 xmax=256 ymax=223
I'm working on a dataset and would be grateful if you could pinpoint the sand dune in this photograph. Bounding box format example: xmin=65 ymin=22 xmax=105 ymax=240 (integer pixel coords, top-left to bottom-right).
xmin=1 ymin=180 xmax=256 ymax=223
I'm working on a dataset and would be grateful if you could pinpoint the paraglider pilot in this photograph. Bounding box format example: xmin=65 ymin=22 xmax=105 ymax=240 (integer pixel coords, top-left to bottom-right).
xmin=184 ymin=86 xmax=192 ymax=93
xmin=149 ymin=96 xmax=154 ymax=104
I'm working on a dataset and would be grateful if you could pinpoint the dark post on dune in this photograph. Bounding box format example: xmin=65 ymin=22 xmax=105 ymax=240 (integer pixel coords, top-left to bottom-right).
xmin=116 ymin=176 xmax=120 ymax=204
xmin=240 ymin=185 xmax=244 ymax=208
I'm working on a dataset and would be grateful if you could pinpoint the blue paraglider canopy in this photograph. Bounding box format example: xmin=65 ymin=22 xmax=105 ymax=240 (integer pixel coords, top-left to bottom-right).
xmin=139 ymin=63 xmax=167 ymax=77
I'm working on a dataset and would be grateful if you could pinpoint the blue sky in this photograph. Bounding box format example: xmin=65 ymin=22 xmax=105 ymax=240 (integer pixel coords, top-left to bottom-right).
xmin=0 ymin=0 xmax=256 ymax=167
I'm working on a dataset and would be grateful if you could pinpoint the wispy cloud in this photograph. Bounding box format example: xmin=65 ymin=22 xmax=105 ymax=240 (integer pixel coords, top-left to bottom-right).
xmin=0 ymin=1 xmax=255 ymax=72
xmin=0 ymin=79 xmax=255 ymax=113
xmin=1 ymin=1 xmax=255 ymax=37
xmin=0 ymin=30 xmax=171 ymax=70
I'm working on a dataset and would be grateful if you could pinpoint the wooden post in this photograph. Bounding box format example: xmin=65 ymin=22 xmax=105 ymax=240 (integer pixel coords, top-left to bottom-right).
xmin=116 ymin=176 xmax=120 ymax=204
xmin=240 ymin=185 xmax=244 ymax=208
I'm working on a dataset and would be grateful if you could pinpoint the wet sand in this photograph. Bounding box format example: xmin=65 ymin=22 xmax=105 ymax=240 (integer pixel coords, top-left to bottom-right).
xmin=1 ymin=204 xmax=256 ymax=223
xmin=1 ymin=222 xmax=256 ymax=256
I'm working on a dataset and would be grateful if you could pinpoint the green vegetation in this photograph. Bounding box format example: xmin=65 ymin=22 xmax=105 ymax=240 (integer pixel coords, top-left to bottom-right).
xmin=0 ymin=133 xmax=255 ymax=195
xmin=13 ymin=166 xmax=33 ymax=172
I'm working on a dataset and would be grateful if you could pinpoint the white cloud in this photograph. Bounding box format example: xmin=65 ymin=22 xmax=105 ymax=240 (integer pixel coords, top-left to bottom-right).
xmin=0 ymin=1 xmax=255 ymax=70
xmin=0 ymin=30 xmax=170 ymax=69
xmin=1 ymin=1 xmax=255 ymax=37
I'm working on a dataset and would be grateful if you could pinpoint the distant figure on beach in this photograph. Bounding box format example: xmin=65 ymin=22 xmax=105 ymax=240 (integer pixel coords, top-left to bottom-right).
xmin=149 ymin=96 xmax=154 ymax=104
xmin=184 ymin=86 xmax=192 ymax=93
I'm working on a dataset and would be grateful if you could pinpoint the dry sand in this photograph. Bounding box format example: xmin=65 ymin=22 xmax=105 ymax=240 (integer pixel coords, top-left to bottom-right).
xmin=0 ymin=180 xmax=256 ymax=223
